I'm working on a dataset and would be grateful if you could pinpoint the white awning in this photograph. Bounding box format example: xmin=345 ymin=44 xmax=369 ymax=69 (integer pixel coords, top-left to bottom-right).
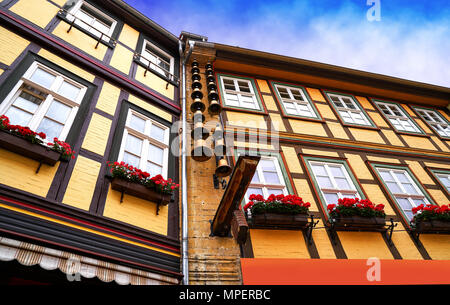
xmin=0 ymin=236 xmax=179 ymax=285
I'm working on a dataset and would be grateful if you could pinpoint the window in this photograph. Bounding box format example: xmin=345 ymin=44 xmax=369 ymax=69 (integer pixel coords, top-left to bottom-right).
xmin=0 ymin=61 xmax=86 ymax=142
xmin=375 ymin=166 xmax=431 ymax=220
xmin=273 ymin=83 xmax=319 ymax=119
xmin=218 ymin=75 xmax=261 ymax=111
xmin=118 ymin=109 xmax=170 ymax=178
xmin=435 ymin=172 xmax=450 ymax=193
xmin=326 ymin=92 xmax=372 ymax=126
xmin=415 ymin=107 xmax=450 ymax=138
xmin=66 ymin=1 xmax=117 ymax=42
xmin=375 ymin=101 xmax=422 ymax=133
xmin=139 ymin=40 xmax=174 ymax=80
xmin=244 ymin=156 xmax=288 ymax=201
xmin=308 ymin=160 xmax=361 ymax=207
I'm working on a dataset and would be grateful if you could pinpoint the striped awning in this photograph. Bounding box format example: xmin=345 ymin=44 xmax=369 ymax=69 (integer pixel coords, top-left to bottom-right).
xmin=0 ymin=236 xmax=179 ymax=285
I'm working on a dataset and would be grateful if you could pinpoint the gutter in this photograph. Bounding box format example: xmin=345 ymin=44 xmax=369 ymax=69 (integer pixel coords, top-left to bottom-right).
xmin=179 ymin=38 xmax=194 ymax=285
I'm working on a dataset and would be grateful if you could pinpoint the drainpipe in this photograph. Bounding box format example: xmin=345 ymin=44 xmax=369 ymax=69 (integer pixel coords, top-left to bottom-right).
xmin=179 ymin=38 xmax=194 ymax=285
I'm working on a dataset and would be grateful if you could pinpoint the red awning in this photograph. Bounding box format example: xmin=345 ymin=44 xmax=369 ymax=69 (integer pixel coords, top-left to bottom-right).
xmin=241 ymin=258 xmax=450 ymax=285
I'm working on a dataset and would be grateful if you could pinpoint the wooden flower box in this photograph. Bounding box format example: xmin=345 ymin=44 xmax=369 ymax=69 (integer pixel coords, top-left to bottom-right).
xmin=0 ymin=130 xmax=60 ymax=166
xmin=249 ymin=212 xmax=309 ymax=229
xmin=415 ymin=220 xmax=450 ymax=233
xmin=332 ymin=215 xmax=386 ymax=229
xmin=110 ymin=178 xmax=172 ymax=213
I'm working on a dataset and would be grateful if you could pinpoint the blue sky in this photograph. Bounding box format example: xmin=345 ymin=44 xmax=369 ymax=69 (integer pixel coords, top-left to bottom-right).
xmin=124 ymin=0 xmax=450 ymax=87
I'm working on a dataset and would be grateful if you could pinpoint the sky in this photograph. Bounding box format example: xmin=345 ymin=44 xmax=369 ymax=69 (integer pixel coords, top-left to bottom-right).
xmin=124 ymin=0 xmax=450 ymax=87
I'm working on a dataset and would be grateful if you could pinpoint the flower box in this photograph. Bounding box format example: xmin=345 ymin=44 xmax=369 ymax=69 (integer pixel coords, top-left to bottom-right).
xmin=332 ymin=215 xmax=386 ymax=229
xmin=250 ymin=212 xmax=309 ymax=229
xmin=414 ymin=219 xmax=450 ymax=233
xmin=110 ymin=178 xmax=171 ymax=206
xmin=0 ymin=129 xmax=60 ymax=166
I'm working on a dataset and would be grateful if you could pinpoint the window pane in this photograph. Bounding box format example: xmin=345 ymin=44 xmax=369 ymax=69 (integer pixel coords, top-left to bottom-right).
xmin=122 ymin=152 xmax=140 ymax=168
xmin=150 ymin=124 xmax=165 ymax=142
xmin=402 ymin=183 xmax=418 ymax=195
xmin=128 ymin=114 xmax=146 ymax=133
xmin=329 ymin=166 xmax=344 ymax=177
xmin=147 ymin=162 xmax=162 ymax=176
xmin=37 ymin=118 xmax=64 ymax=140
xmin=267 ymin=189 xmax=283 ymax=196
xmin=125 ymin=134 xmax=142 ymax=156
xmin=30 ymin=68 xmax=56 ymax=88
xmin=246 ymin=187 xmax=263 ymax=200
xmin=4 ymin=107 xmax=33 ymax=126
xmin=58 ymin=81 xmax=81 ymax=101
xmin=396 ymin=197 xmax=413 ymax=211
xmin=335 ymin=177 xmax=350 ymax=190
xmin=311 ymin=164 xmax=327 ymax=176
xmin=251 ymin=171 xmax=260 ymax=184
xmin=386 ymin=181 xmax=402 ymax=194
xmin=317 ymin=176 xmax=333 ymax=188
xmin=148 ymin=143 xmax=164 ymax=165
xmin=45 ymin=101 xmax=71 ymax=123
xmin=324 ymin=192 xmax=339 ymax=205
xmin=263 ymin=171 xmax=281 ymax=184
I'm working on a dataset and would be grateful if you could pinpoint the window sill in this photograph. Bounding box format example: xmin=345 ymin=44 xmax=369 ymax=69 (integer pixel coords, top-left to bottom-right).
xmin=0 ymin=130 xmax=61 ymax=166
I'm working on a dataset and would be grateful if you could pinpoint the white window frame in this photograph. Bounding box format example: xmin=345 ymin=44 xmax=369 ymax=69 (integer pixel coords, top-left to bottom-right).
xmin=309 ymin=160 xmax=361 ymax=206
xmin=245 ymin=156 xmax=288 ymax=202
xmin=327 ymin=93 xmax=372 ymax=126
xmin=376 ymin=101 xmax=421 ymax=133
xmin=117 ymin=109 xmax=170 ymax=178
xmin=274 ymin=83 xmax=317 ymax=118
xmin=139 ymin=39 xmax=175 ymax=79
xmin=376 ymin=167 xmax=430 ymax=220
xmin=66 ymin=0 xmax=117 ymax=42
xmin=219 ymin=75 xmax=260 ymax=110
xmin=0 ymin=61 xmax=86 ymax=142
xmin=416 ymin=108 xmax=450 ymax=138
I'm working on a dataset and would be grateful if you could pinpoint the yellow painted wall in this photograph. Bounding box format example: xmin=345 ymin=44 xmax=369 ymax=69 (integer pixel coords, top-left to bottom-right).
xmin=135 ymin=65 xmax=175 ymax=100
xmin=269 ymin=113 xmax=286 ymax=132
xmin=103 ymin=185 xmax=168 ymax=236
xmin=367 ymin=155 xmax=401 ymax=163
xmin=128 ymin=95 xmax=173 ymax=122
xmin=234 ymin=141 xmax=274 ymax=151
xmin=281 ymin=146 xmax=302 ymax=173
xmin=302 ymin=148 xmax=339 ymax=157
xmin=420 ymin=235 xmax=450 ymax=260
xmin=250 ymin=229 xmax=310 ymax=258
xmin=38 ymin=49 xmax=95 ymax=82
xmin=327 ymin=121 xmax=349 ymax=139
xmin=62 ymin=156 xmax=101 ymax=211
xmin=118 ymin=24 xmax=140 ymax=49
xmin=312 ymin=219 xmax=336 ymax=259
xmin=289 ymin=119 xmax=327 ymax=137
xmin=401 ymin=135 xmax=436 ymax=151
xmin=10 ymin=0 xmax=59 ymax=29
xmin=256 ymin=79 xmax=271 ymax=93
xmin=338 ymin=232 xmax=394 ymax=259
xmin=109 ymin=44 xmax=134 ymax=75
xmin=262 ymin=95 xmax=278 ymax=111
xmin=226 ymin=111 xmax=267 ymax=130
xmin=344 ymin=154 xmax=373 ymax=180
xmin=391 ymin=223 xmax=423 ymax=260
xmin=316 ymin=103 xmax=336 ymax=120
xmin=349 ymin=128 xmax=385 ymax=144
xmin=306 ymin=88 xmax=325 ymax=102
xmin=95 ymin=81 xmax=121 ymax=116
xmin=360 ymin=183 xmax=395 ymax=215
xmin=406 ymin=161 xmax=434 ymax=185
xmin=0 ymin=148 xmax=59 ymax=198
xmin=381 ymin=129 xmax=404 ymax=146
xmin=0 ymin=26 xmax=29 ymax=66
xmin=293 ymin=178 xmax=318 ymax=212
xmin=427 ymin=189 xmax=449 ymax=205
xmin=52 ymin=22 xmax=108 ymax=61
xmin=430 ymin=136 xmax=449 ymax=152
xmin=81 ymin=113 xmax=112 ymax=156
xmin=355 ymin=96 xmax=374 ymax=110
xmin=367 ymin=111 xmax=389 ymax=128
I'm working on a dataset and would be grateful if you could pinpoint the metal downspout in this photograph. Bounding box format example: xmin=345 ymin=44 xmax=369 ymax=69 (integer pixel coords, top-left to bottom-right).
xmin=179 ymin=39 xmax=194 ymax=285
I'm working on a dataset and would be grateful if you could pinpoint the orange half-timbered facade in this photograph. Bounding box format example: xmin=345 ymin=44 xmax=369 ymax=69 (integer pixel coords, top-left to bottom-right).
xmin=182 ymin=38 xmax=450 ymax=284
